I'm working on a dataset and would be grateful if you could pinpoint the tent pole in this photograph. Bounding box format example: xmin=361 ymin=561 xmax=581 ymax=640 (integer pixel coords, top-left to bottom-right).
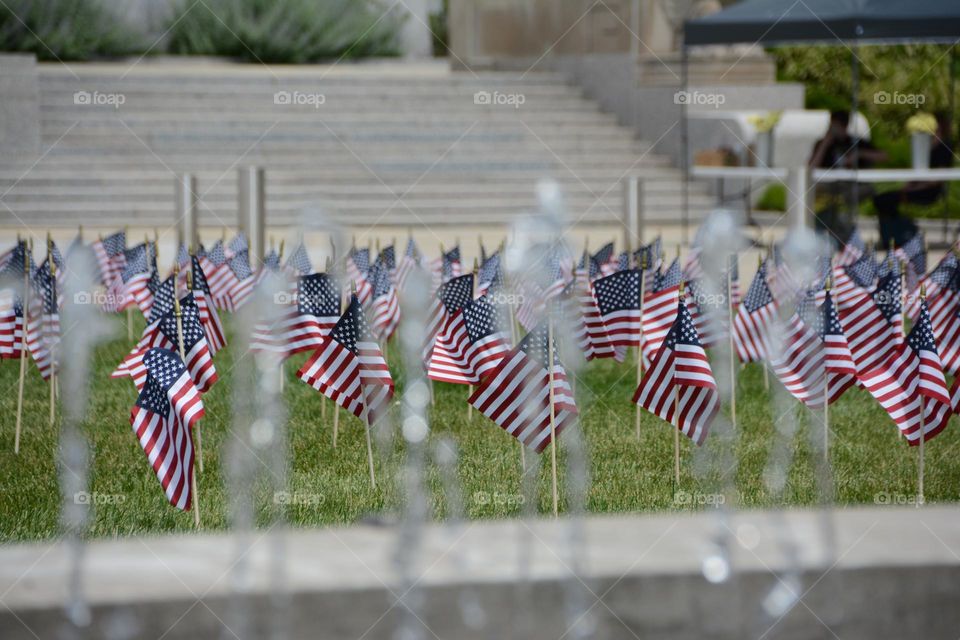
xmin=850 ymin=45 xmax=860 ymax=226
xmin=681 ymin=44 xmax=690 ymax=247
xmin=946 ymin=46 xmax=956 ymax=245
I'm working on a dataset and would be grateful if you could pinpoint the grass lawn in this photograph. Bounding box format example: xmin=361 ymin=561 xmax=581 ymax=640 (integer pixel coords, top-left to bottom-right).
xmin=0 ymin=317 xmax=957 ymax=543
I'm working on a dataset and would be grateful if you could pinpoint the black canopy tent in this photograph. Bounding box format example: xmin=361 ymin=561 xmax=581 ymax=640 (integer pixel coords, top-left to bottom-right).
xmin=677 ymin=0 xmax=960 ymax=243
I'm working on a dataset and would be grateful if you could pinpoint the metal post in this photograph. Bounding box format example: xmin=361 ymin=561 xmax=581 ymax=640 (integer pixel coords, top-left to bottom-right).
xmin=238 ymin=166 xmax=266 ymax=270
xmin=786 ymin=167 xmax=811 ymax=230
xmin=945 ymin=46 xmax=956 ymax=244
xmin=680 ymin=45 xmax=690 ymax=246
xmin=622 ymin=175 xmax=643 ymax=251
xmin=175 ymin=174 xmax=198 ymax=251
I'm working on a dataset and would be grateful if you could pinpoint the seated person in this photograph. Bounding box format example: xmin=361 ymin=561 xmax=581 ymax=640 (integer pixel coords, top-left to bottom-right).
xmin=873 ymin=112 xmax=953 ymax=248
xmin=808 ymin=110 xmax=888 ymax=246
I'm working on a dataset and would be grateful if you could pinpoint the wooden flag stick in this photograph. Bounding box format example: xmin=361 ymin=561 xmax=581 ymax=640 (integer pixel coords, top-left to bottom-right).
xmin=674 ymin=281 xmax=684 ymax=490
xmin=918 ymin=283 xmax=926 ymax=506
xmin=361 ymin=394 xmax=376 ymax=488
xmin=468 ymin=259 xmax=478 ymax=421
xmin=636 ymin=251 xmax=647 ymax=439
xmin=333 ymin=288 xmax=347 ymax=448
xmin=173 ymin=276 xmax=203 ymax=474
xmin=14 ymin=242 xmax=31 ymax=454
xmin=548 ymin=319 xmax=559 ymax=518
xmin=502 ymin=251 xmax=526 ymax=473
xmin=727 ymin=257 xmax=737 ymax=427
xmin=48 ymin=236 xmax=57 ymax=429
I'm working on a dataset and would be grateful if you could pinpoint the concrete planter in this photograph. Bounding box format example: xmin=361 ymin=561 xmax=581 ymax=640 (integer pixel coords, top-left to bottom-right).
xmin=912 ymin=132 xmax=932 ymax=170
xmin=754 ymin=130 xmax=774 ymax=168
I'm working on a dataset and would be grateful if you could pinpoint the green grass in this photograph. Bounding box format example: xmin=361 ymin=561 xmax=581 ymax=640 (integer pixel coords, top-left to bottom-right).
xmin=1 ymin=318 xmax=957 ymax=543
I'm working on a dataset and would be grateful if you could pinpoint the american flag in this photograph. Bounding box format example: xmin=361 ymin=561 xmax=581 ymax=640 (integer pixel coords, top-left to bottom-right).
xmin=566 ymin=264 xmax=621 ymax=361
xmin=284 ymin=242 xmax=312 ymax=276
xmin=733 ymin=259 xmax=776 ymax=362
xmin=346 ymin=246 xmax=373 ymax=305
xmin=423 ymin=274 xmax=473 ymax=363
xmin=835 ymin=228 xmax=866 ymax=267
xmin=476 ymin=252 xmax=502 ymax=296
xmin=577 ymin=250 xmax=602 ymax=281
xmin=929 ymin=263 xmax=960 ymax=375
xmin=228 ymin=231 xmax=248 ymax=256
xmin=92 ymin=230 xmax=126 ymax=286
xmin=190 ymin=255 xmax=226 ymax=353
xmin=428 ymin=294 xmax=511 ymax=384
xmin=431 ymin=246 xmax=463 ymax=292
xmin=633 ymin=299 xmax=718 ymax=445
xmin=895 ymin=233 xmax=926 ymax=294
xmin=204 ymin=240 xmax=233 ymax=309
xmin=370 ymin=259 xmax=400 ymax=341
xmin=831 ymin=250 xmax=877 ymax=306
xmin=226 ymin=249 xmax=256 ymax=310
xmin=641 ymin=258 xmax=682 ymax=363
xmin=859 ymin=300 xmax=953 ymax=444
xmin=396 ymin=237 xmax=421 ymax=292
xmin=108 ymin=243 xmax=153 ymax=314
xmin=468 ymin=321 xmax=577 ymax=453
xmin=25 ymin=259 xmax=59 ymax=380
xmin=819 ymin=290 xmax=857 ymax=403
xmin=251 ymin=273 xmax=340 ymax=358
xmin=592 ymin=242 xmax=617 ymax=277
xmin=114 ymin=295 xmax=218 ymax=393
xmin=839 ymin=258 xmax=901 ymax=375
xmin=379 ymin=244 xmax=396 ymax=272
xmin=684 ymin=278 xmax=726 ymax=348
xmin=261 ymin=247 xmax=280 ymax=273
xmin=593 ymin=269 xmax=642 ymax=348
xmin=768 ymin=243 xmax=801 ymax=304
xmin=0 ymin=289 xmax=23 ymax=358
xmin=130 ymin=347 xmax=203 ymax=511
xmin=769 ymin=294 xmax=827 ymax=408
xmin=516 ymin=246 xmax=567 ymax=331
xmin=634 ymin=237 xmax=663 ymax=274
xmin=297 ymin=295 xmax=394 ymax=426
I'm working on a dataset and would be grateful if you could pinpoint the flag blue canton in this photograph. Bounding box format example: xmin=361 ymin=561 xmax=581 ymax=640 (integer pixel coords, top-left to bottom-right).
xmin=298 ymin=274 xmax=340 ymax=316
xmin=593 ymin=269 xmax=641 ymax=315
xmin=908 ymin=303 xmax=938 ymax=354
xmin=742 ymin=262 xmax=774 ymax=313
xmin=665 ymin=302 xmax=703 ymax=349
xmin=439 ymin=274 xmax=473 ymax=314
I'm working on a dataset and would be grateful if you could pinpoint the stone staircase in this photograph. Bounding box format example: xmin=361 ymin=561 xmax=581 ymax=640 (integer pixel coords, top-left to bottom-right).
xmin=0 ymin=59 xmax=712 ymax=229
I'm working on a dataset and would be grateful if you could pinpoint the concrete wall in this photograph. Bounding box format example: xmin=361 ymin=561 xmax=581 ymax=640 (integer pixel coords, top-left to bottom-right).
xmin=0 ymin=54 xmax=40 ymax=164
xmin=2 ymin=507 xmax=959 ymax=639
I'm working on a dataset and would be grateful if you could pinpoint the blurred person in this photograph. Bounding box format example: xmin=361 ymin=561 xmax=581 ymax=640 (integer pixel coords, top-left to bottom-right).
xmin=809 ymin=110 xmax=888 ymax=246
xmin=872 ymin=112 xmax=953 ymax=247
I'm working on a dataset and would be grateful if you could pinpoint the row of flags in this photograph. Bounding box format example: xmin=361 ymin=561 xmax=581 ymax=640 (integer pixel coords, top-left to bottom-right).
xmin=3 ymin=223 xmax=957 ymax=514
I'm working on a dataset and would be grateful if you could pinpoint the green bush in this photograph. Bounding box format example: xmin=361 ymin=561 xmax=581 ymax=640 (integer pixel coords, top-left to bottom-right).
xmin=166 ymin=0 xmax=405 ymax=63
xmin=0 ymin=0 xmax=140 ymax=60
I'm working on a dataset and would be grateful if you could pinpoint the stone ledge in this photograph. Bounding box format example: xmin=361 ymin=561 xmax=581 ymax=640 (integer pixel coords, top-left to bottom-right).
xmin=1 ymin=506 xmax=958 ymax=639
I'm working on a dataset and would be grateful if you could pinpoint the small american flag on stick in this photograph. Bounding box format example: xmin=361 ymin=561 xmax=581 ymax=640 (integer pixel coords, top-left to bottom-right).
xmin=297 ymin=294 xmax=394 ymax=426
xmin=130 ymin=347 xmax=204 ymax=511
xmin=633 ymin=296 xmax=718 ymax=445
xmin=251 ymin=273 xmax=340 ymax=358
xmin=428 ymin=294 xmax=511 ymax=384
xmin=859 ymin=299 xmax=953 ymax=444
xmin=468 ymin=321 xmax=577 ymax=453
